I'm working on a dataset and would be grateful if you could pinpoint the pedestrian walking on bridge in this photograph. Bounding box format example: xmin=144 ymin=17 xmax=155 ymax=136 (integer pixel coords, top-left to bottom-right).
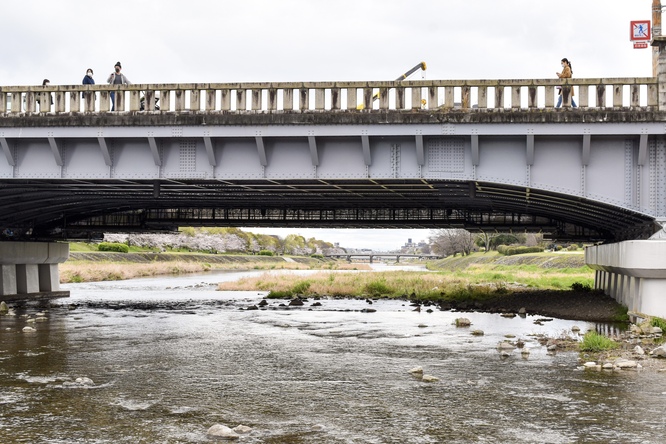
xmin=556 ymin=58 xmax=577 ymax=108
xmin=107 ymin=61 xmax=131 ymax=111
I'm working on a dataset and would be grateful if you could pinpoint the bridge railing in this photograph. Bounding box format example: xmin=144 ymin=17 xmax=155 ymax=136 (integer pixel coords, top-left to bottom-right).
xmin=0 ymin=78 xmax=657 ymax=115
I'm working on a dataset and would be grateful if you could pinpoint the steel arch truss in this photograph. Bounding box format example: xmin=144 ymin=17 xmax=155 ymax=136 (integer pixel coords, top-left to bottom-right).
xmin=0 ymin=178 xmax=655 ymax=242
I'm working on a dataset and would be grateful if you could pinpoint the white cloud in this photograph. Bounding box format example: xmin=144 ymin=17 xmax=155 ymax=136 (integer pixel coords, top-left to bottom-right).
xmin=0 ymin=1 xmax=654 ymax=85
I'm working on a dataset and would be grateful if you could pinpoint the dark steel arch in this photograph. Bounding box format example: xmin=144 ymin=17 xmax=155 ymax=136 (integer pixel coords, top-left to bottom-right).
xmin=0 ymin=178 xmax=656 ymax=242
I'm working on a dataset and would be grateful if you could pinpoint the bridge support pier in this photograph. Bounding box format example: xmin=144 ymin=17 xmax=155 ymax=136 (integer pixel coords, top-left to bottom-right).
xmin=585 ymin=241 xmax=666 ymax=319
xmin=0 ymin=242 xmax=69 ymax=302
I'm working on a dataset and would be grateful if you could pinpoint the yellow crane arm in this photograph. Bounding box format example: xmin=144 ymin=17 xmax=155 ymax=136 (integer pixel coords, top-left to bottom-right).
xmin=359 ymin=62 xmax=427 ymax=109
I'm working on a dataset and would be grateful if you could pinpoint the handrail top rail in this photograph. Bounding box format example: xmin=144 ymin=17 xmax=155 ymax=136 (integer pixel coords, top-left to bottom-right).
xmin=0 ymin=77 xmax=657 ymax=92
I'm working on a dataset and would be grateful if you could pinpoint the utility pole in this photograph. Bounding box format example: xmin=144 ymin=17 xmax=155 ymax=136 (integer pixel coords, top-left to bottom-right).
xmin=654 ymin=0 xmax=662 ymax=76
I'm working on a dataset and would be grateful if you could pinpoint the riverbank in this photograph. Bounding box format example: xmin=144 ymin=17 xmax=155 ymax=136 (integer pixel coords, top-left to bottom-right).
xmin=61 ymin=252 xmax=367 ymax=283
xmin=62 ymin=250 xmax=618 ymax=323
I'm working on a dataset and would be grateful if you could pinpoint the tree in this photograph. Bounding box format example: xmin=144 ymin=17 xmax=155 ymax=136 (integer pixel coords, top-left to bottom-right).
xmin=475 ymin=232 xmax=525 ymax=251
xmin=429 ymin=229 xmax=476 ymax=257
xmin=476 ymin=231 xmax=503 ymax=253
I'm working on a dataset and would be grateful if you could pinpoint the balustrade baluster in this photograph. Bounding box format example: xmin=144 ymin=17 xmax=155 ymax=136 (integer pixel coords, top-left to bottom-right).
xmin=190 ymin=89 xmax=201 ymax=111
xmin=346 ymin=88 xmax=357 ymax=110
xmin=11 ymin=93 xmax=21 ymax=113
xmin=544 ymin=86 xmax=555 ymax=108
xmin=236 ymin=89 xmax=246 ymax=111
xmin=613 ymin=84 xmax=623 ymax=108
xmin=596 ymin=85 xmax=606 ymax=109
xmin=252 ymin=89 xmax=262 ymax=111
xmin=444 ymin=86 xmax=454 ymax=109
xmin=396 ymin=87 xmax=405 ymax=109
xmin=631 ymin=84 xmax=640 ymax=108
xmin=331 ymin=87 xmax=341 ymax=110
xmin=283 ymin=88 xmax=294 ymax=111
xmin=25 ymin=91 xmax=35 ymax=113
xmin=495 ymin=86 xmax=504 ymax=109
xmin=362 ymin=87 xmax=373 ymax=110
xmin=648 ymin=83 xmax=658 ymax=107
xmin=100 ymin=91 xmax=110 ymax=112
xmin=84 ymin=88 xmax=95 ymax=113
xmin=428 ymin=86 xmax=438 ymax=110
xmin=299 ymin=88 xmax=309 ymax=111
xmin=527 ymin=86 xmax=537 ymax=108
xmin=116 ymin=89 xmax=126 ymax=111
xmin=220 ymin=89 xmax=230 ymax=111
xmin=268 ymin=88 xmax=278 ymax=111
xmin=511 ymin=86 xmax=521 ymax=109
xmin=205 ymin=89 xmax=216 ymax=111
xmin=461 ymin=86 xmax=470 ymax=109
xmin=562 ymin=86 xmax=572 ymax=108
xmin=40 ymin=91 xmax=52 ymax=113
xmin=379 ymin=87 xmax=389 ymax=110
xmin=160 ymin=89 xmax=171 ymax=112
xmin=130 ymin=90 xmax=141 ymax=111
xmin=411 ymin=87 xmax=422 ymax=109
xmin=175 ymin=90 xmax=185 ymax=112
xmin=69 ymin=91 xmax=79 ymax=113
xmin=145 ymin=90 xmax=156 ymax=112
xmin=578 ymin=85 xmax=589 ymax=108
xmin=315 ymin=88 xmax=325 ymax=110
xmin=477 ymin=86 xmax=487 ymax=109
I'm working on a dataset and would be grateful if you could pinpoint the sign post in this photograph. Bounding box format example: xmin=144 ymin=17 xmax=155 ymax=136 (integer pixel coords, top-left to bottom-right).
xmin=631 ymin=20 xmax=652 ymax=49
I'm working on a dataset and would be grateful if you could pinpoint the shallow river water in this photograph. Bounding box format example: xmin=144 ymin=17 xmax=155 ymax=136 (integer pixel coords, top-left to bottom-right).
xmin=1 ymin=266 xmax=665 ymax=443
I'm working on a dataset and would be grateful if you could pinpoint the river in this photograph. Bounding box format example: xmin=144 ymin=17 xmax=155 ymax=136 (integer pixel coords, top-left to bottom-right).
xmin=0 ymin=266 xmax=665 ymax=443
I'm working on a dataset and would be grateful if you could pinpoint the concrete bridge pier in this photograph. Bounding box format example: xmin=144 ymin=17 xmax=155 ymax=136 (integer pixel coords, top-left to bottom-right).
xmin=0 ymin=242 xmax=70 ymax=302
xmin=585 ymin=241 xmax=666 ymax=319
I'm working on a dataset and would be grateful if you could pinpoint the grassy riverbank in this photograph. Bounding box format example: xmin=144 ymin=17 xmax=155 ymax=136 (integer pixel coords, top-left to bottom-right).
xmin=216 ymin=251 xmax=626 ymax=322
xmin=60 ymin=252 xmax=369 ymax=283
xmin=426 ymin=251 xmax=594 ymax=289
xmin=218 ymin=251 xmax=594 ymax=298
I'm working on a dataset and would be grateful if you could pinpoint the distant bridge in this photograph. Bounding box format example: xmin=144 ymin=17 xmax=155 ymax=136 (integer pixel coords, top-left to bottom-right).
xmin=325 ymin=253 xmax=442 ymax=263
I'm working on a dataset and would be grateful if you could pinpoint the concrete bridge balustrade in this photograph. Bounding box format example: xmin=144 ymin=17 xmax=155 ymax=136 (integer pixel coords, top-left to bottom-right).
xmin=0 ymin=77 xmax=658 ymax=115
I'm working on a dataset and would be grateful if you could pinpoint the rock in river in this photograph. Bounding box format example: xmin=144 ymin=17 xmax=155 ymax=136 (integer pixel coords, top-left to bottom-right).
xmin=207 ymin=424 xmax=239 ymax=440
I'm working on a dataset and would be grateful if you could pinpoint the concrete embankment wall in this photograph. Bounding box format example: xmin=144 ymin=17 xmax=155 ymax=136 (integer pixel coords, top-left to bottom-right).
xmin=586 ymin=241 xmax=666 ymax=318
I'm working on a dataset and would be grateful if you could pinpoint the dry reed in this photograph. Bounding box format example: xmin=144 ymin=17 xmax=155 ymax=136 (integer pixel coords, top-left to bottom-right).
xmin=60 ymin=259 xmax=370 ymax=283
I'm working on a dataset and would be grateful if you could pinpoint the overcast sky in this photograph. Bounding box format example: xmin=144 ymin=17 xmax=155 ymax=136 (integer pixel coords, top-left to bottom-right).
xmin=1 ymin=1 xmax=657 ymax=250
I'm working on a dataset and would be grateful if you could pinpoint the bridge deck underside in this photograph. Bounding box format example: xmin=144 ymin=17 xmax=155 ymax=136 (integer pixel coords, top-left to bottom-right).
xmin=0 ymin=179 xmax=654 ymax=242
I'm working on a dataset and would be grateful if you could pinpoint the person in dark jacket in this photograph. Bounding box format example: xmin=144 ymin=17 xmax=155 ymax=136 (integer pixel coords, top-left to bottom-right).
xmin=82 ymin=68 xmax=95 ymax=100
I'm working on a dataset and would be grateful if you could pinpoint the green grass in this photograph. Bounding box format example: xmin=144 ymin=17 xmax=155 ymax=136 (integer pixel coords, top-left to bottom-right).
xmin=364 ymin=278 xmax=392 ymax=296
xmin=651 ymin=316 xmax=666 ymax=331
xmin=580 ymin=331 xmax=619 ymax=352
xmin=612 ymin=305 xmax=630 ymax=323
xmin=426 ymin=251 xmax=593 ymax=290
xmin=68 ymin=242 xmax=101 ymax=252
xmin=649 ymin=317 xmax=666 ymax=344
xmin=68 ymin=242 xmax=160 ymax=253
